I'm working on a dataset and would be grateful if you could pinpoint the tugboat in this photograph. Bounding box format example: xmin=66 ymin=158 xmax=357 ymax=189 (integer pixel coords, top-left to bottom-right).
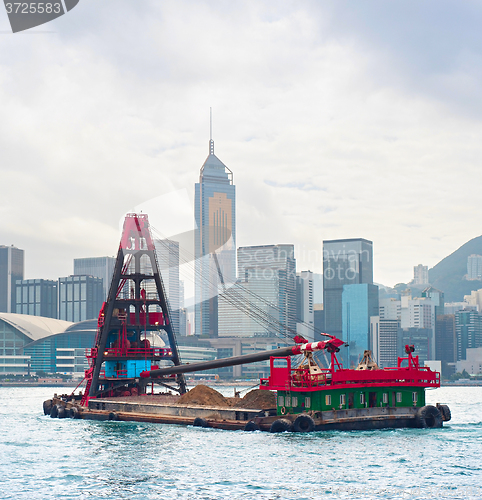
xmin=43 ymin=213 xmax=451 ymax=432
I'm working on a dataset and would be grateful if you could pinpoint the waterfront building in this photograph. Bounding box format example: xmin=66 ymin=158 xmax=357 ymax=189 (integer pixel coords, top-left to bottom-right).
xmin=195 ymin=134 xmax=236 ymax=337
xmin=58 ymin=275 xmax=104 ymax=322
xmin=313 ymin=304 xmax=325 ymax=341
xmin=15 ymin=279 xmax=57 ymax=318
xmin=467 ymin=254 xmax=482 ymax=280
xmin=413 ymin=264 xmax=429 ymax=285
xmin=296 ymin=271 xmax=314 ymax=341
xmin=455 ymin=310 xmax=482 ymax=361
xmin=435 ymin=314 xmax=456 ymax=377
xmin=370 ymin=316 xmax=400 ymax=368
xmin=155 ymin=239 xmax=181 ymax=335
xmin=0 ymin=245 xmax=24 ymax=313
xmin=323 ymin=239 xmax=374 ymax=338
xmin=456 ymin=347 xmax=482 ymax=375
xmin=74 ymin=256 xmax=115 ymax=301
xmin=398 ymin=327 xmax=433 ymax=366
xmin=341 ymin=283 xmax=379 ymax=366
xmin=0 ymin=313 xmax=74 ymax=374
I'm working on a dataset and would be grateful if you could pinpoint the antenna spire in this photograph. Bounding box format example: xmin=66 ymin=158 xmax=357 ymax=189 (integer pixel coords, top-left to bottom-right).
xmin=209 ymin=107 xmax=214 ymax=155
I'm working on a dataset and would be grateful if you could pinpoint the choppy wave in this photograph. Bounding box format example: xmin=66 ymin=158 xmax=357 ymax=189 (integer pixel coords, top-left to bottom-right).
xmin=0 ymin=386 xmax=481 ymax=499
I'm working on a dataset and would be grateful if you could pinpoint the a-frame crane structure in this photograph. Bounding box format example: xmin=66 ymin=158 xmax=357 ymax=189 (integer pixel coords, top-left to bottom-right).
xmin=82 ymin=213 xmax=186 ymax=405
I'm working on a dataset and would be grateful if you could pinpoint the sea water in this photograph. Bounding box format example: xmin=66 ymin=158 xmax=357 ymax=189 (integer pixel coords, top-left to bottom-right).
xmin=0 ymin=386 xmax=481 ymax=499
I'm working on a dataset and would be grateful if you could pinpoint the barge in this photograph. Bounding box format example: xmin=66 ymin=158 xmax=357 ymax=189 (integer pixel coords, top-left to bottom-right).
xmin=42 ymin=213 xmax=451 ymax=432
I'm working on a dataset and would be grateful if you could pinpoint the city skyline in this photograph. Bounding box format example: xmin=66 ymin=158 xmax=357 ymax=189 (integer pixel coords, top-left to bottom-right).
xmin=2 ymin=3 xmax=482 ymax=292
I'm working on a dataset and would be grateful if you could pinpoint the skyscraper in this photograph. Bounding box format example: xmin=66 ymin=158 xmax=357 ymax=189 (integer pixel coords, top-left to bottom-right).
xmin=74 ymin=256 xmax=116 ymax=301
xmin=218 ymin=244 xmax=296 ymax=338
xmin=342 ymin=283 xmax=379 ymax=366
xmin=323 ymin=238 xmax=374 ymax=338
xmin=15 ymin=279 xmax=58 ymax=318
xmin=296 ymin=271 xmax=314 ymax=341
xmin=0 ymin=245 xmax=24 ymax=313
xmin=155 ymin=239 xmax=180 ymax=335
xmin=195 ymin=132 xmax=235 ymax=337
xmin=58 ymin=275 xmax=104 ymax=322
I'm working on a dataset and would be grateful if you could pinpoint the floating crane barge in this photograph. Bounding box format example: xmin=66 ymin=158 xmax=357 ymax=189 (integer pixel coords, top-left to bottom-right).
xmin=43 ymin=214 xmax=451 ymax=432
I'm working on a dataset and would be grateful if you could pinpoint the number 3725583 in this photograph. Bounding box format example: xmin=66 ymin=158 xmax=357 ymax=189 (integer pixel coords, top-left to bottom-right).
xmin=5 ymin=3 xmax=62 ymax=14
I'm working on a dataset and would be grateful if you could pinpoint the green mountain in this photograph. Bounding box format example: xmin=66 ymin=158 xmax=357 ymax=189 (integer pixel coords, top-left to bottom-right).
xmin=428 ymin=235 xmax=482 ymax=302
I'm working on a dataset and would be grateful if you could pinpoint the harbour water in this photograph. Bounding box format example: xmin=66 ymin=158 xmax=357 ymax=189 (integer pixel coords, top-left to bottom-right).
xmin=1 ymin=386 xmax=481 ymax=499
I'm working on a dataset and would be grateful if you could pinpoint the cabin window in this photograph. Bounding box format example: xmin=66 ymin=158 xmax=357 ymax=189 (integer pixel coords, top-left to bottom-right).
xmin=325 ymin=394 xmax=331 ymax=406
xmin=278 ymin=396 xmax=284 ymax=407
xmin=360 ymin=393 xmax=365 ymax=405
xmin=305 ymin=397 xmax=311 ymax=409
xmin=292 ymin=396 xmax=298 ymax=407
xmin=383 ymin=393 xmax=388 ymax=404
xmin=285 ymin=396 xmax=291 ymax=407
xmin=412 ymin=392 xmax=418 ymax=404
xmin=340 ymin=394 xmax=346 ymax=406
xmin=396 ymin=392 xmax=402 ymax=403
xmin=273 ymin=359 xmax=288 ymax=368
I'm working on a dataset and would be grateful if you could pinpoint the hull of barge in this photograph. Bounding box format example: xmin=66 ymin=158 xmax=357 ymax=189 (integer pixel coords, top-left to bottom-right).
xmin=45 ymin=396 xmax=430 ymax=432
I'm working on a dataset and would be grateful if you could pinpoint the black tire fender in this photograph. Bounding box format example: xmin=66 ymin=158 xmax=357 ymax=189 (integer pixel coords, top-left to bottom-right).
xmin=438 ymin=404 xmax=451 ymax=422
xmin=244 ymin=421 xmax=260 ymax=432
xmin=57 ymin=405 xmax=67 ymax=419
xmin=49 ymin=404 xmax=58 ymax=418
xmin=269 ymin=418 xmax=292 ymax=433
xmin=416 ymin=405 xmax=443 ymax=428
xmin=193 ymin=417 xmax=208 ymax=428
xmin=43 ymin=400 xmax=53 ymax=416
xmin=293 ymin=413 xmax=315 ymax=433
xmin=108 ymin=412 xmax=118 ymax=421
xmin=69 ymin=407 xmax=80 ymax=419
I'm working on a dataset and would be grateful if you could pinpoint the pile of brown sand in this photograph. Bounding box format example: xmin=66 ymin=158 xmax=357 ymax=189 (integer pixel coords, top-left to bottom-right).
xmin=232 ymin=389 xmax=276 ymax=410
xmin=176 ymin=385 xmax=229 ymax=407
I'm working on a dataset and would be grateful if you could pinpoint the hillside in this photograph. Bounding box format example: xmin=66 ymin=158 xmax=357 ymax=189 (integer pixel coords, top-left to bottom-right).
xmin=428 ymin=235 xmax=482 ymax=302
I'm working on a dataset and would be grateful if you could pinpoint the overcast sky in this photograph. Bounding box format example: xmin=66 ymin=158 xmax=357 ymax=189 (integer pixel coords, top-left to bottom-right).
xmin=1 ymin=1 xmax=482 ymax=299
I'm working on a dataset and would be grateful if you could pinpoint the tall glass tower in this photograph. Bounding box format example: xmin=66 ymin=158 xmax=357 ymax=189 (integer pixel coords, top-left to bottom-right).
xmin=195 ymin=131 xmax=236 ymax=337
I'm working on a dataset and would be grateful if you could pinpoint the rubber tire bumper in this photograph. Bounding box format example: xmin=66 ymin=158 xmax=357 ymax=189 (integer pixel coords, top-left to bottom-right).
xmin=293 ymin=414 xmax=315 ymax=433
xmin=49 ymin=404 xmax=58 ymax=418
xmin=244 ymin=421 xmax=260 ymax=432
xmin=269 ymin=418 xmax=293 ymax=433
xmin=57 ymin=405 xmax=67 ymax=419
xmin=43 ymin=400 xmax=53 ymax=416
xmin=193 ymin=417 xmax=209 ymax=428
xmin=416 ymin=405 xmax=443 ymax=428
xmin=69 ymin=407 xmax=80 ymax=419
xmin=438 ymin=404 xmax=451 ymax=422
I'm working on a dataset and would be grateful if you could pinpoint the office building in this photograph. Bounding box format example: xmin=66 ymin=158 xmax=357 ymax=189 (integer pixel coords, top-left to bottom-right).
xmin=455 ymin=310 xmax=482 ymax=361
xmin=0 ymin=245 xmax=24 ymax=313
xmin=155 ymin=239 xmax=181 ymax=335
xmin=370 ymin=316 xmax=399 ymax=368
xmin=74 ymin=256 xmax=115 ymax=301
xmin=341 ymin=283 xmax=379 ymax=366
xmin=58 ymin=275 xmax=104 ymax=322
xmin=15 ymin=279 xmax=58 ymax=318
xmin=296 ymin=271 xmax=314 ymax=341
xmin=195 ymin=134 xmax=235 ymax=337
xmin=399 ymin=327 xmax=433 ymax=366
xmin=218 ymin=244 xmax=296 ymax=338
xmin=323 ymin=239 xmax=373 ymax=338
xmin=435 ymin=314 xmax=456 ymax=377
